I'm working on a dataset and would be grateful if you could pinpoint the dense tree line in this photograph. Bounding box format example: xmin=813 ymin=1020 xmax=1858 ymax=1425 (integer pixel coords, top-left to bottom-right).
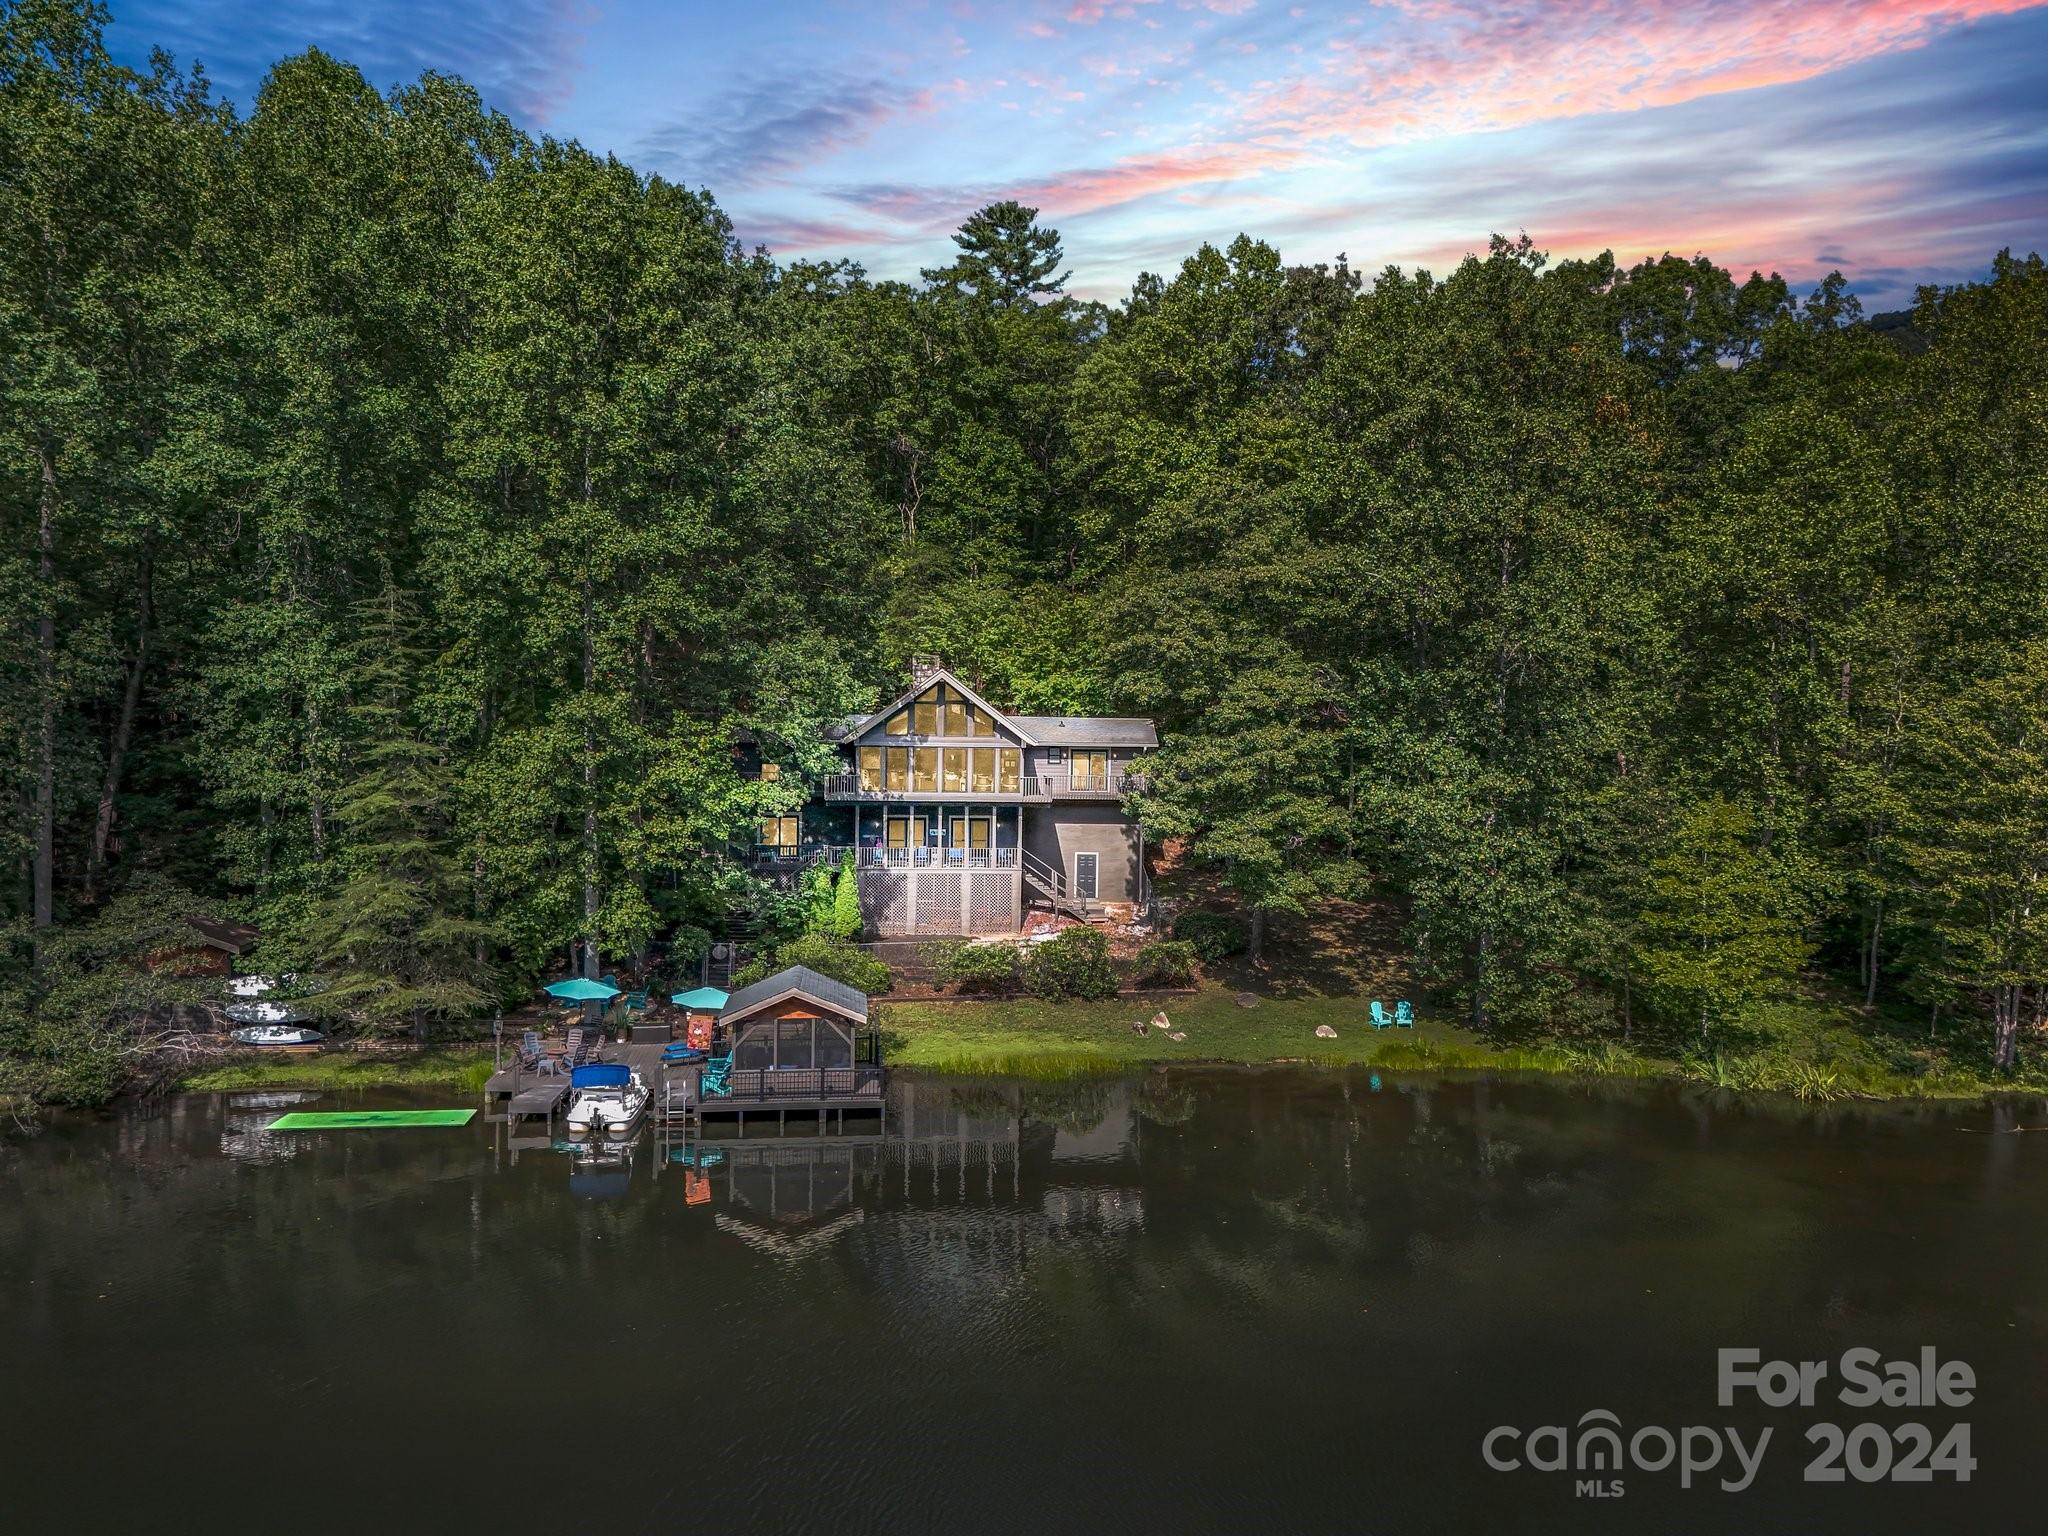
xmin=4 ymin=1 xmax=2045 ymax=1097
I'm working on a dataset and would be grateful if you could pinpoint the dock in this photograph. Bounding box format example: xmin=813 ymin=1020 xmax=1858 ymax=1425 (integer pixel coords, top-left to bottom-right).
xmin=484 ymin=1039 xmax=886 ymax=1135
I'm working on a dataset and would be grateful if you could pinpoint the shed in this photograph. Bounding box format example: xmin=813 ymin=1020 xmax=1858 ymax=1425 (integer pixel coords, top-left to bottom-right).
xmin=719 ymin=965 xmax=872 ymax=1073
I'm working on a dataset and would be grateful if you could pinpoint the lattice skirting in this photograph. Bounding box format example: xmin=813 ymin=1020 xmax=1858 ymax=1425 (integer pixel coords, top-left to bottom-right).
xmin=859 ymin=869 xmax=1019 ymax=935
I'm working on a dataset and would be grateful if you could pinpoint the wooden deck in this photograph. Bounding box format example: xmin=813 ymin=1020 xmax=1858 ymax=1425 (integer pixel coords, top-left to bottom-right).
xmin=485 ymin=1040 xmax=886 ymax=1130
xmin=485 ymin=1042 xmax=671 ymax=1117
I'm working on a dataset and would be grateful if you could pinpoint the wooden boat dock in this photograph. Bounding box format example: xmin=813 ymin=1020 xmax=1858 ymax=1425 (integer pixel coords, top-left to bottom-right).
xmin=483 ymin=1038 xmax=886 ymax=1134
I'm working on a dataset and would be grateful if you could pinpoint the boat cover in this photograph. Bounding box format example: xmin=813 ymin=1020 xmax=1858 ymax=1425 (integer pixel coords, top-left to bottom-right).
xmin=571 ymin=1063 xmax=631 ymax=1089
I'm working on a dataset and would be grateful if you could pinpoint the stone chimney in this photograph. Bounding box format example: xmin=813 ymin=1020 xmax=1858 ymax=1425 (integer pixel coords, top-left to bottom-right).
xmin=909 ymin=655 xmax=944 ymax=685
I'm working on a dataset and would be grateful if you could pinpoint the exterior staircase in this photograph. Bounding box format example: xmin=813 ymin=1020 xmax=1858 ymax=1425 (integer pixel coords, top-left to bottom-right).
xmin=1020 ymin=847 xmax=1095 ymax=921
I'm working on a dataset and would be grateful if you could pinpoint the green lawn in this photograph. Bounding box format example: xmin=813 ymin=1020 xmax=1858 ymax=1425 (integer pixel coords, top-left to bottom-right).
xmin=178 ymin=1049 xmax=495 ymax=1094
xmin=878 ymin=979 xmax=2037 ymax=1100
xmin=877 ymin=986 xmax=1616 ymax=1078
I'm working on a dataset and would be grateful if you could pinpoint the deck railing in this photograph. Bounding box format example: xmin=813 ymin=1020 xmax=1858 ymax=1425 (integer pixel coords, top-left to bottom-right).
xmin=861 ymin=845 xmax=1017 ymax=869
xmin=703 ymin=1064 xmax=886 ymax=1103
xmin=820 ymin=771 xmax=1146 ymax=801
xmin=749 ymin=843 xmax=1032 ymax=870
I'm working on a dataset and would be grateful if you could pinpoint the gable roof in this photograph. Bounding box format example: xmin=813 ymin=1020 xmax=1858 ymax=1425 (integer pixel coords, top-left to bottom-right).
xmin=720 ymin=964 xmax=870 ymax=1026
xmin=1007 ymin=716 xmax=1158 ymax=748
xmin=841 ymin=666 xmax=1038 ymax=745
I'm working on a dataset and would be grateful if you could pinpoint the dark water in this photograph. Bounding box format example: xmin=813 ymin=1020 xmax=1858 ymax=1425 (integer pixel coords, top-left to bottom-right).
xmin=4 ymin=1070 xmax=2046 ymax=1534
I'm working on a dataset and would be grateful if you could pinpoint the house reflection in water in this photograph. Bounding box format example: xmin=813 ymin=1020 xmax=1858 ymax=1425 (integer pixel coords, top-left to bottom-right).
xmin=655 ymin=1075 xmax=1147 ymax=1258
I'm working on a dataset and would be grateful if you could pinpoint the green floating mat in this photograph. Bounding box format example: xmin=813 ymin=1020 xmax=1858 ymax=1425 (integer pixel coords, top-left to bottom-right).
xmin=268 ymin=1109 xmax=477 ymax=1130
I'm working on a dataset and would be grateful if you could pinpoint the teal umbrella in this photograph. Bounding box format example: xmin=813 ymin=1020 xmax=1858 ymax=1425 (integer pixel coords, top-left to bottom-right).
xmin=545 ymin=977 xmax=620 ymax=1002
xmin=671 ymin=986 xmax=729 ymax=1010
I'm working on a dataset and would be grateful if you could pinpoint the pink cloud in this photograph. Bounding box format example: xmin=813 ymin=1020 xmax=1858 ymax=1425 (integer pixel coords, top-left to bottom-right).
xmin=1237 ymin=0 xmax=2046 ymax=147
xmin=830 ymin=140 xmax=1310 ymax=232
xmin=1015 ymin=142 xmax=1306 ymax=216
xmin=1062 ymin=0 xmax=1164 ymax=24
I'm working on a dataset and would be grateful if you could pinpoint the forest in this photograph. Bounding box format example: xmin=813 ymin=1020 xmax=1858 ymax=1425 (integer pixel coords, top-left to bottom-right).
xmin=4 ymin=0 xmax=2046 ymax=1103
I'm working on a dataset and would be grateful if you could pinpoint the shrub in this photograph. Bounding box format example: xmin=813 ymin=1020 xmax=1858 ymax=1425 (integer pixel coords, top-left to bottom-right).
xmin=830 ymin=851 xmax=863 ymax=939
xmin=944 ymin=942 xmax=1026 ymax=995
xmin=1171 ymin=909 xmax=1246 ymax=962
xmin=730 ymin=933 xmax=891 ymax=997
xmin=1130 ymin=939 xmax=1198 ymax=988
xmin=798 ymin=862 xmax=835 ymax=934
xmin=1023 ymin=926 xmax=1118 ymax=1001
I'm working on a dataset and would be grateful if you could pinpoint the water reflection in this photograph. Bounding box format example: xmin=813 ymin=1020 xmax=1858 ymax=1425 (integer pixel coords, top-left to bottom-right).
xmin=9 ymin=1069 xmax=2048 ymax=1532
xmin=219 ymin=1089 xmax=321 ymax=1165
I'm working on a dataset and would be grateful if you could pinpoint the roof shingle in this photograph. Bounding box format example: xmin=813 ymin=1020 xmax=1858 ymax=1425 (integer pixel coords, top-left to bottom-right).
xmin=719 ymin=964 xmax=870 ymax=1024
xmin=1007 ymin=715 xmax=1158 ymax=747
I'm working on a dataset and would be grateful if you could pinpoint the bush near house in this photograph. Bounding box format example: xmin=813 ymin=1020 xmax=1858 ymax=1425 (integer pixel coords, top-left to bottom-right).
xmin=1130 ymin=939 xmax=1199 ymax=988
xmin=1023 ymin=926 xmax=1118 ymax=1001
xmin=1171 ymin=910 xmax=1247 ymax=963
xmin=944 ymin=943 xmax=1027 ymax=995
xmin=730 ymin=934 xmax=891 ymax=997
xmin=830 ymin=851 xmax=863 ymax=940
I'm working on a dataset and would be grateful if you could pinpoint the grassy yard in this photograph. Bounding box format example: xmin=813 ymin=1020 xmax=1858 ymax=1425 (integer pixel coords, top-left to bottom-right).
xmin=178 ymin=1049 xmax=495 ymax=1095
xmin=879 ymin=986 xmax=1479 ymax=1075
xmin=878 ymin=981 xmax=2035 ymax=1099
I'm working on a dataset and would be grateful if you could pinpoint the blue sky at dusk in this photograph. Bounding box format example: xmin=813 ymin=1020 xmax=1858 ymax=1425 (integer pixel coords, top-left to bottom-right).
xmin=108 ymin=1 xmax=2048 ymax=309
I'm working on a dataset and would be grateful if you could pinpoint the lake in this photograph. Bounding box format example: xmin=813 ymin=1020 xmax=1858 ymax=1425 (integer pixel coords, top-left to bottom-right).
xmin=3 ymin=1068 xmax=2044 ymax=1533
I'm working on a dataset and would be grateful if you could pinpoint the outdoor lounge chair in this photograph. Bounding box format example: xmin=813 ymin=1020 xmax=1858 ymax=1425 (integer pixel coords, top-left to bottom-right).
xmin=1395 ymin=1000 xmax=1414 ymax=1028
xmin=699 ymin=1052 xmax=733 ymax=1097
xmin=1371 ymin=1001 xmax=1396 ymax=1029
xmin=623 ymin=989 xmax=649 ymax=1011
xmin=560 ymin=1026 xmax=585 ymax=1066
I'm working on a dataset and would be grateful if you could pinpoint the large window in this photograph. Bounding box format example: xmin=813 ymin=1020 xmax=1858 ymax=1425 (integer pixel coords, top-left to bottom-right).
xmin=886 ymin=748 xmax=908 ymax=791
xmin=1072 ymin=750 xmax=1110 ymax=790
xmin=877 ymin=681 xmax=1000 ymax=737
xmin=970 ymin=747 xmax=995 ymax=793
xmin=760 ymin=816 xmax=798 ymax=849
xmin=859 ymin=746 xmax=882 ymax=791
xmin=999 ymin=748 xmax=1021 ymax=793
xmin=942 ymin=747 xmax=966 ymax=792
xmin=912 ymin=747 xmax=938 ymax=792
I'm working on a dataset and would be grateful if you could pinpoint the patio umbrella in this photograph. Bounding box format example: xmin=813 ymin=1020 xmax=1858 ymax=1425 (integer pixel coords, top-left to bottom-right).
xmin=545 ymin=977 xmax=621 ymax=1002
xmin=670 ymin=986 xmax=729 ymax=1011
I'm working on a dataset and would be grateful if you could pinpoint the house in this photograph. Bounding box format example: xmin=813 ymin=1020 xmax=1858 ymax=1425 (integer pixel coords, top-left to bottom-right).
xmin=752 ymin=660 xmax=1157 ymax=937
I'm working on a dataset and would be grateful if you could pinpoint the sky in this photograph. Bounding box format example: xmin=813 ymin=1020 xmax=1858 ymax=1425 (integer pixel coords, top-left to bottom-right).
xmin=108 ymin=0 xmax=2048 ymax=310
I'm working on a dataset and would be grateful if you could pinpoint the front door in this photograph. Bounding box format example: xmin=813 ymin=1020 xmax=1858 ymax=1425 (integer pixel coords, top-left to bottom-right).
xmin=1073 ymin=851 xmax=1098 ymax=900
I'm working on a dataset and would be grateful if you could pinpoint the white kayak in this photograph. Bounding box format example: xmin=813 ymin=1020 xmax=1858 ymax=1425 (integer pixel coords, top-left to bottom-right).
xmin=226 ymin=998 xmax=312 ymax=1027
xmin=229 ymin=1024 xmax=325 ymax=1047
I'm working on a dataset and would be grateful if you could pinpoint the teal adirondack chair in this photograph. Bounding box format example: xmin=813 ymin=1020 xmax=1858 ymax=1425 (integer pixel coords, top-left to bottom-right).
xmin=1370 ymin=1001 xmax=1396 ymax=1029
xmin=699 ymin=1053 xmax=733 ymax=1097
xmin=1395 ymin=1000 xmax=1415 ymax=1028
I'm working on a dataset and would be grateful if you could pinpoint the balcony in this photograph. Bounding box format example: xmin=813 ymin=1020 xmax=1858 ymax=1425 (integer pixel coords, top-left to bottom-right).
xmin=747 ymin=844 xmax=1025 ymax=871
xmin=859 ymin=845 xmax=1018 ymax=870
xmin=822 ymin=772 xmax=1046 ymax=803
xmin=820 ymin=771 xmax=1145 ymax=803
